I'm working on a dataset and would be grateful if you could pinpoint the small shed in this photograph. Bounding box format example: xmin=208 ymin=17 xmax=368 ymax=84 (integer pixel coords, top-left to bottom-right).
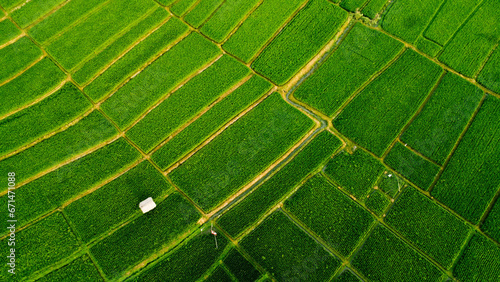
xmin=139 ymin=197 xmax=156 ymax=213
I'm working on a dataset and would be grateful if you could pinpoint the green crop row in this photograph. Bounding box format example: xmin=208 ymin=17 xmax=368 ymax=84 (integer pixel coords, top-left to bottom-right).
xmin=361 ymin=0 xmax=388 ymax=19
xmin=438 ymin=0 xmax=500 ymax=77
xmin=28 ymin=0 xmax=104 ymax=44
xmin=0 ymin=212 xmax=80 ymax=280
xmin=293 ymin=23 xmax=403 ymax=116
xmin=205 ymin=266 xmax=232 ymax=282
xmin=65 ymin=161 xmax=172 ymax=243
xmin=324 ymin=148 xmax=385 ymax=199
xmin=223 ymin=248 xmax=261 ymax=281
xmin=222 ymin=0 xmax=306 ymax=63
xmin=126 ymin=55 xmax=250 ymax=152
xmin=385 ymin=187 xmax=471 ymax=268
xmin=340 ymin=0 xmax=368 ymax=12
xmin=333 ymin=49 xmax=442 ymax=156
xmin=152 ymin=75 xmax=272 ymax=170
xmin=184 ymin=0 xmax=223 ymax=28
xmin=0 ymin=138 xmax=140 ymax=232
xmin=131 ymin=223 xmax=229 ymax=281
xmin=37 ymin=255 xmax=103 ymax=282
xmin=452 ymin=233 xmax=500 ymax=281
xmin=351 ymin=224 xmax=443 ymax=281
xmin=423 ymin=0 xmax=481 ymax=46
xmin=10 ymin=0 xmax=65 ymax=28
xmin=365 ymin=189 xmax=391 ymax=216
xmin=482 ymin=199 xmax=500 ymax=243
xmin=217 ymin=130 xmax=341 ymax=237
xmin=332 ymin=267 xmax=362 ymax=282
xmin=285 ymin=174 xmax=375 ymax=257
xmin=84 ymin=17 xmax=189 ymax=102
xmin=101 ymin=32 xmax=221 ymax=129
xmin=381 ymin=0 xmax=443 ymax=43
xmin=0 ymin=83 xmax=91 ymax=156
xmin=478 ymin=46 xmax=500 ymax=94
xmin=0 ymin=0 xmax=22 ymax=10
xmin=252 ymin=0 xmax=348 ymax=85
xmin=90 ymin=192 xmax=201 ymax=279
xmin=401 ymin=73 xmax=483 ymax=164
xmin=200 ymin=0 xmax=261 ymax=43
xmin=169 ymin=93 xmax=314 ymax=212
xmin=415 ymin=36 xmax=442 ymax=57
xmin=170 ymin=0 xmax=197 ymax=16
xmin=46 ymin=0 xmax=156 ymax=70
xmin=432 ymin=95 xmax=500 ymax=224
xmin=384 ymin=142 xmax=440 ymax=190
xmin=0 ymin=37 xmax=42 ymax=84
xmin=0 ymin=19 xmax=20 ymax=45
xmin=0 ymin=110 xmax=118 ymax=188
xmin=72 ymin=7 xmax=169 ymax=85
xmin=240 ymin=210 xmax=341 ymax=281
xmin=0 ymin=57 xmax=65 ymax=117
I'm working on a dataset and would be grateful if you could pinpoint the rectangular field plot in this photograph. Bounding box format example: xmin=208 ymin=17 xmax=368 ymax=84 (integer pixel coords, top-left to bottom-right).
xmin=482 ymin=199 xmax=500 ymax=243
xmin=205 ymin=266 xmax=232 ymax=282
xmin=45 ymin=0 xmax=156 ymax=70
xmin=340 ymin=0 xmax=368 ymax=12
xmin=222 ymin=0 xmax=306 ymax=63
xmin=284 ymin=174 xmax=374 ymax=257
xmin=2 ymin=138 xmax=140 ymax=231
xmin=0 ymin=83 xmax=91 ymax=156
xmin=0 ymin=19 xmax=21 ymax=45
xmin=240 ymin=210 xmax=341 ymax=281
xmin=423 ymin=0 xmax=481 ymax=46
xmin=431 ymin=95 xmax=500 ymax=224
xmin=381 ymin=0 xmax=444 ymax=43
xmin=72 ymin=7 xmax=169 ymax=85
xmin=0 ymin=36 xmax=42 ymax=84
xmin=361 ymin=0 xmax=388 ymax=19
xmin=351 ymin=225 xmax=443 ymax=281
xmin=199 ymin=0 xmax=260 ymax=43
xmin=332 ymin=268 xmax=362 ymax=281
xmin=333 ymin=50 xmax=442 ymax=156
xmin=65 ymin=161 xmax=172 ymax=243
xmin=37 ymin=255 xmax=103 ymax=282
xmin=169 ymin=93 xmax=314 ymax=212
xmin=452 ymin=233 xmax=500 ymax=281
xmin=83 ymin=17 xmax=189 ymax=101
xmin=438 ymin=0 xmax=500 ymax=77
xmin=184 ymin=0 xmax=223 ymax=28
xmin=0 ymin=110 xmax=118 ymax=188
xmin=131 ymin=223 xmax=229 ymax=282
xmin=415 ymin=36 xmax=442 ymax=57
xmin=252 ymin=0 xmax=348 ymax=85
xmin=324 ymin=149 xmax=384 ymax=200
xmin=0 ymin=0 xmax=23 ymax=10
xmin=126 ymin=55 xmax=250 ymax=152
xmin=101 ymin=32 xmax=221 ymax=129
xmin=0 ymin=57 xmax=66 ymax=117
xmin=90 ymin=192 xmax=201 ymax=279
xmin=0 ymin=212 xmax=80 ymax=280
xmin=28 ymin=0 xmax=104 ymax=44
xmin=365 ymin=189 xmax=391 ymax=216
xmin=400 ymin=72 xmax=483 ymax=164
xmin=217 ymin=130 xmax=341 ymax=237
xmin=384 ymin=142 xmax=440 ymax=190
xmin=170 ymin=0 xmax=198 ymax=16
xmin=223 ymin=248 xmax=261 ymax=281
xmin=10 ymin=0 xmax=65 ymax=28
xmin=384 ymin=187 xmax=470 ymax=268
xmin=478 ymin=47 xmax=500 ymax=94
xmin=293 ymin=23 xmax=403 ymax=116
xmin=152 ymin=75 xmax=272 ymax=170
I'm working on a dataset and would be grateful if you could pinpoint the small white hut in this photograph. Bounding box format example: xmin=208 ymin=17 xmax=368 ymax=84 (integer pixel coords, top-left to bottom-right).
xmin=139 ymin=197 xmax=156 ymax=213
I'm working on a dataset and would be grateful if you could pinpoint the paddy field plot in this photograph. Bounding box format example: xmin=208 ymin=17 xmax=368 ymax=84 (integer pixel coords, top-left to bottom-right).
xmin=1 ymin=0 xmax=499 ymax=280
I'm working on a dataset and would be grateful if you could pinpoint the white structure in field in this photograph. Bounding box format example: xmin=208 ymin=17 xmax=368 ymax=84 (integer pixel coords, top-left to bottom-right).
xmin=139 ymin=197 xmax=156 ymax=213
